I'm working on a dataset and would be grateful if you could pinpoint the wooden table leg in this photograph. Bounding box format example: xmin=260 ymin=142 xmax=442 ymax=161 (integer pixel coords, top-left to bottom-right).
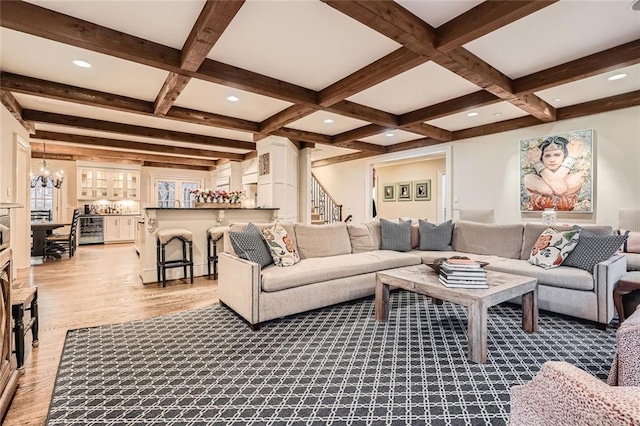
xmin=522 ymin=288 xmax=538 ymax=333
xmin=467 ymin=301 xmax=487 ymax=364
xmin=375 ymin=275 xmax=390 ymax=322
xmin=12 ymin=303 xmax=25 ymax=371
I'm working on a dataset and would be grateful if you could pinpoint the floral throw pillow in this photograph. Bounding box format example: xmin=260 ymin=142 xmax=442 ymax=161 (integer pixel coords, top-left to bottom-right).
xmin=261 ymin=224 xmax=300 ymax=267
xmin=529 ymin=227 xmax=580 ymax=269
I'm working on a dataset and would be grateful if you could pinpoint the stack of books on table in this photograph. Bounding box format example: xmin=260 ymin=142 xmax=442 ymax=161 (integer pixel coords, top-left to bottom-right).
xmin=438 ymin=258 xmax=488 ymax=289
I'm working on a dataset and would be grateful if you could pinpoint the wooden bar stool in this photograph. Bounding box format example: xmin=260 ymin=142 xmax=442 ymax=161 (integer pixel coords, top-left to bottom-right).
xmin=11 ymin=284 xmax=39 ymax=372
xmin=156 ymin=229 xmax=194 ymax=287
xmin=207 ymin=226 xmax=228 ymax=280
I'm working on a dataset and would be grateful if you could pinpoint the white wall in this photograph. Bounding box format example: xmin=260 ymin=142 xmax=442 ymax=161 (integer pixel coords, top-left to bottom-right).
xmin=314 ymin=106 xmax=640 ymax=227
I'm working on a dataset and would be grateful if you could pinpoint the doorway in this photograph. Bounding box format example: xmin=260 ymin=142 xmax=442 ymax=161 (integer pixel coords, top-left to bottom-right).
xmin=14 ymin=135 xmax=30 ymax=269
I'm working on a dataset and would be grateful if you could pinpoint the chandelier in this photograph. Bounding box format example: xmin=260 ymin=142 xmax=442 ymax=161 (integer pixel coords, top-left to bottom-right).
xmin=30 ymin=141 xmax=64 ymax=189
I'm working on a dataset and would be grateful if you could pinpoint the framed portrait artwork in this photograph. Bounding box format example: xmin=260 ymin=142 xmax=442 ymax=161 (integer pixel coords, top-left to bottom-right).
xmin=397 ymin=181 xmax=412 ymax=201
xmin=414 ymin=180 xmax=431 ymax=201
xmin=382 ymin=183 xmax=395 ymax=201
xmin=258 ymin=153 xmax=270 ymax=176
xmin=520 ymin=129 xmax=594 ymax=213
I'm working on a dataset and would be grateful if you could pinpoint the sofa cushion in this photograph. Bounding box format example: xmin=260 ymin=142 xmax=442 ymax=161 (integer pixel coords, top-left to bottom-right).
xmin=563 ymin=231 xmax=627 ymax=272
xmin=262 ymin=223 xmax=300 ymax=267
xmin=619 ymin=229 xmax=640 ymax=253
xmin=229 ymin=222 xmax=273 ymax=267
xmin=366 ymin=221 xmax=382 ymax=250
xmin=624 ymin=253 xmax=640 ymax=271
xmin=528 ymin=227 xmax=580 ymax=270
xmin=418 ymin=220 xmax=453 ymax=251
xmin=452 ymin=221 xmax=524 ymax=259
xmin=521 ymin=224 xmax=613 ymax=260
xmin=381 ymin=219 xmax=412 ymax=252
xmin=294 ymin=222 xmax=352 ymax=259
xmin=485 ymin=259 xmax=595 ymax=291
xmin=261 ymin=250 xmax=421 ymax=292
xmin=224 ymin=222 xmax=297 ymax=255
xmin=347 ymin=223 xmax=375 ymax=253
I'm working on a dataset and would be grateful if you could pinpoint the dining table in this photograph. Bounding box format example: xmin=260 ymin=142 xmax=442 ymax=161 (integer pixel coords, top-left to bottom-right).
xmin=31 ymin=221 xmax=70 ymax=258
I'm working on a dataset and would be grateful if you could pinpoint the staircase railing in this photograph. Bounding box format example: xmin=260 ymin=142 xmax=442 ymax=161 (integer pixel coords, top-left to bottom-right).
xmin=311 ymin=172 xmax=342 ymax=224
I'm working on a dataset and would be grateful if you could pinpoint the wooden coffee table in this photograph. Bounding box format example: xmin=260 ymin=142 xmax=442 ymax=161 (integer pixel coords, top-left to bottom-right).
xmin=376 ymin=264 xmax=538 ymax=364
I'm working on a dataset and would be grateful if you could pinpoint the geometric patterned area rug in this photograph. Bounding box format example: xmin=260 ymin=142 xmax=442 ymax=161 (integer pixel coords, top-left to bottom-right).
xmin=47 ymin=291 xmax=616 ymax=426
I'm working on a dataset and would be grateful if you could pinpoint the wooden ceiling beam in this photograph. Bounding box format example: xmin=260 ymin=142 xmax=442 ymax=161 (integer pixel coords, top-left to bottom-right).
xmin=143 ymin=161 xmax=211 ymax=171
xmin=333 ymin=124 xmax=388 ymax=145
xmin=514 ymin=39 xmax=640 ymax=94
xmin=557 ymin=90 xmax=640 ymax=120
xmin=311 ymin=151 xmax=378 ymax=168
xmin=399 ymin=90 xmax=500 ymax=125
xmin=400 ymin=123 xmax=452 ymax=141
xmin=326 ymin=100 xmax=398 ymax=127
xmin=333 ymin=141 xmax=386 ymax=153
xmin=154 ymin=0 xmax=245 ymax=115
xmin=30 ymin=142 xmax=217 ymax=166
xmin=318 ymin=47 xmax=427 ymax=107
xmin=23 ymin=110 xmax=256 ymax=151
xmin=384 ymin=137 xmax=442 ymax=153
xmin=259 ymin=105 xmax=318 ymax=134
xmin=436 ymin=1 xmax=558 ymax=53
xmin=287 ymin=139 xmax=316 ymax=150
xmin=33 ymin=151 xmax=144 ymax=165
xmin=270 ymin=128 xmax=333 ymax=145
xmin=0 ymin=89 xmax=35 ymax=134
xmin=32 ymin=131 xmax=245 ymax=160
xmin=1 ymin=72 xmax=259 ymax=132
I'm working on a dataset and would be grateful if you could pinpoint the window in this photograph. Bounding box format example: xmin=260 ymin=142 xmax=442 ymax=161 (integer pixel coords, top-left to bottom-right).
xmin=155 ymin=178 xmax=201 ymax=208
xmin=31 ymin=185 xmax=53 ymax=212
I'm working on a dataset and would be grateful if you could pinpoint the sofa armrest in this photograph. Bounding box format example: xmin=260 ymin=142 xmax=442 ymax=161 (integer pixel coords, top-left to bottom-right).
xmin=608 ymin=309 xmax=640 ymax=386
xmin=218 ymin=252 xmax=261 ymax=325
xmin=510 ymin=361 xmax=640 ymax=426
xmin=594 ymin=253 xmax=627 ymax=325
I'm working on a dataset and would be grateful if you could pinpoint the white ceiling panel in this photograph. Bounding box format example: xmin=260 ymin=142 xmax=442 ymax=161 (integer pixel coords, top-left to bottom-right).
xmin=311 ymin=145 xmax=358 ymax=162
xmin=208 ymin=0 xmax=400 ymax=90
xmin=33 ymin=124 xmax=251 ymax=155
xmin=175 ymin=78 xmax=292 ymax=122
xmin=0 ymin=28 xmax=169 ymax=102
xmin=465 ymin=1 xmax=640 ymax=79
xmin=346 ymin=61 xmax=481 ymax=115
xmin=287 ymin=111 xmax=369 ymax=135
xmin=15 ymin=94 xmax=254 ymax=142
xmin=426 ymin=101 xmax=529 ymax=131
xmin=536 ymin=63 xmax=640 ymax=108
xmin=361 ymin=129 xmax=424 ymax=146
xmin=24 ymin=0 xmax=205 ymax=50
xmin=397 ymin=0 xmax=483 ymax=27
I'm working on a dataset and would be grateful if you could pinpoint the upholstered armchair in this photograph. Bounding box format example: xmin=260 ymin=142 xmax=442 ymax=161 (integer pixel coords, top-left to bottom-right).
xmin=608 ymin=306 xmax=640 ymax=386
xmin=509 ymin=361 xmax=640 ymax=426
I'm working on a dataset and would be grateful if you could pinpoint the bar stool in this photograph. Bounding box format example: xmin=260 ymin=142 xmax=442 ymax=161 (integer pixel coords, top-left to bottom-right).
xmin=207 ymin=226 xmax=228 ymax=280
xmin=156 ymin=229 xmax=194 ymax=287
xmin=11 ymin=283 xmax=39 ymax=372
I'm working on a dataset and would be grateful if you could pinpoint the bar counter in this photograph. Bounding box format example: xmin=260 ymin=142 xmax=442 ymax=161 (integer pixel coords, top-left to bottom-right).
xmin=140 ymin=207 xmax=279 ymax=283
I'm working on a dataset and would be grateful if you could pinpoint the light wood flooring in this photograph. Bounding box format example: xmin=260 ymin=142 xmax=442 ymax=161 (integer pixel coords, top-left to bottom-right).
xmin=4 ymin=243 xmax=218 ymax=425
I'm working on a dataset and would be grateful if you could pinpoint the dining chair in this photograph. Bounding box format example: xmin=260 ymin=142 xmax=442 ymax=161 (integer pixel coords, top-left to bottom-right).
xmin=44 ymin=209 xmax=81 ymax=259
xmin=30 ymin=210 xmax=52 ymax=222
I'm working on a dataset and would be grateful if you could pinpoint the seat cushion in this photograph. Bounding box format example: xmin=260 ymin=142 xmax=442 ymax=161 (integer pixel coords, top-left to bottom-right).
xmin=261 ymin=251 xmax=421 ymax=292
xmin=486 ymin=258 xmax=594 ymax=291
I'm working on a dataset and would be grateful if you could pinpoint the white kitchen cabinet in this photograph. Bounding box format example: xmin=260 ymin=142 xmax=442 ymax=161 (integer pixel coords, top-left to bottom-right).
xmin=104 ymin=216 xmax=135 ymax=243
xmin=78 ymin=165 xmax=140 ymax=200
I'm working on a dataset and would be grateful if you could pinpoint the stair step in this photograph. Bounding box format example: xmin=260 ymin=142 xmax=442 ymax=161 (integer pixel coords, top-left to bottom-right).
xmin=311 ymin=213 xmax=321 ymax=220
xmin=311 ymin=220 xmax=325 ymax=225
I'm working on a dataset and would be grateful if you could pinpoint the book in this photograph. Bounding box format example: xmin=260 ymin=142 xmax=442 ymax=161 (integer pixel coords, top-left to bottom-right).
xmin=440 ymin=266 xmax=486 ymax=277
xmin=439 ymin=274 xmax=487 ymax=284
xmin=442 ymin=259 xmax=482 ymax=269
xmin=438 ymin=276 xmax=488 ymax=289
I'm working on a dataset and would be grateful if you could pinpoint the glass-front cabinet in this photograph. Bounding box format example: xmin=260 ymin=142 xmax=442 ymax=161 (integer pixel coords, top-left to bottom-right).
xmin=78 ymin=164 xmax=140 ymax=200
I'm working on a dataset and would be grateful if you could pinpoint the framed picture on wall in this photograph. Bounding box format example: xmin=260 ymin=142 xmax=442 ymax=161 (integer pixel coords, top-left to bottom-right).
xmin=398 ymin=181 xmax=412 ymax=201
xmin=520 ymin=129 xmax=594 ymax=212
xmin=258 ymin=153 xmax=270 ymax=176
xmin=414 ymin=180 xmax=431 ymax=201
xmin=383 ymin=183 xmax=395 ymax=201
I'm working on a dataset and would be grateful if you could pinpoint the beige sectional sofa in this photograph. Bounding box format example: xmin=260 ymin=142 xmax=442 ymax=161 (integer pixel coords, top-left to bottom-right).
xmin=218 ymin=220 xmax=627 ymax=329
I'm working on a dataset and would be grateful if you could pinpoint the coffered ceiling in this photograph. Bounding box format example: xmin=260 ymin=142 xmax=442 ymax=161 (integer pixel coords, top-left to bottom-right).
xmin=1 ymin=0 xmax=639 ymax=171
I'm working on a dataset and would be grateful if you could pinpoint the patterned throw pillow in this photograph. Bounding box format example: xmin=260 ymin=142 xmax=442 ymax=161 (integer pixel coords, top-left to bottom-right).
xmin=261 ymin=223 xmax=300 ymax=267
xmin=619 ymin=229 xmax=640 ymax=253
xmin=229 ymin=222 xmax=273 ymax=268
xmin=418 ymin=220 xmax=453 ymax=251
xmin=380 ymin=219 xmax=412 ymax=252
xmin=563 ymin=229 xmax=627 ymax=272
xmin=529 ymin=227 xmax=580 ymax=269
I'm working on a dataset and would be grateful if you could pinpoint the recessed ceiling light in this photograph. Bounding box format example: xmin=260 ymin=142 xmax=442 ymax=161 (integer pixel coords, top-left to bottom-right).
xmin=608 ymin=73 xmax=627 ymax=81
xmin=73 ymin=60 xmax=91 ymax=68
xmin=493 ymin=112 xmax=502 ymax=117
xmin=385 ymin=132 xmax=395 ymax=137
xmin=323 ymin=119 xmax=334 ymax=124
xmin=553 ymin=98 xmax=561 ymax=102
xmin=226 ymin=96 xmax=239 ymax=102
xmin=466 ymin=112 xmax=479 ymax=117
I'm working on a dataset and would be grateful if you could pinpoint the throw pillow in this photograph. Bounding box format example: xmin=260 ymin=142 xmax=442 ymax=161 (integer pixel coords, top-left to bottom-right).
xmin=261 ymin=223 xmax=300 ymax=267
xmin=418 ymin=220 xmax=453 ymax=251
xmin=563 ymin=228 xmax=627 ymax=272
xmin=528 ymin=227 xmax=580 ymax=269
xmin=380 ymin=219 xmax=412 ymax=252
xmin=228 ymin=222 xmax=273 ymax=268
xmin=619 ymin=229 xmax=640 ymax=253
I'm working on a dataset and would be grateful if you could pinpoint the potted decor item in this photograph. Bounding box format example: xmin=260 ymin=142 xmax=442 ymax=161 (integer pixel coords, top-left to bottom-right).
xmin=191 ymin=189 xmax=243 ymax=208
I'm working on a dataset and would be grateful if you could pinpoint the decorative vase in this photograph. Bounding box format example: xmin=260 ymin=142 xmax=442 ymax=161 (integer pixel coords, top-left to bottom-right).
xmin=542 ymin=208 xmax=557 ymax=226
